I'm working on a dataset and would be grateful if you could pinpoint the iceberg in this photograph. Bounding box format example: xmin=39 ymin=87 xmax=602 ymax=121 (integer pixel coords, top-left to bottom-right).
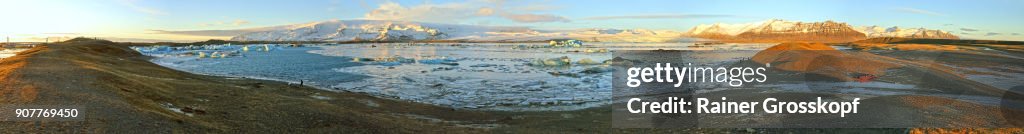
xmin=351 ymin=56 xmax=421 ymax=66
xmin=417 ymin=57 xmax=459 ymax=65
xmin=130 ymin=44 xmax=285 ymax=59
xmin=529 ymin=56 xmax=572 ymax=66
xmin=549 ymin=40 xmax=583 ymax=48
xmin=575 ymin=58 xmax=602 ymax=65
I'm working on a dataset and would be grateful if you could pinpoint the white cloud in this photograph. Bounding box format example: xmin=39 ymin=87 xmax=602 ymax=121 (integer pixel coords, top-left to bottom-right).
xmin=198 ymin=19 xmax=251 ymax=27
xmin=362 ymin=1 xmax=569 ymax=23
xmin=581 ymin=14 xmax=734 ymax=20
xmin=508 ymin=4 xmax=558 ymax=11
xmin=364 ymin=2 xmax=481 ymax=22
xmin=959 ymin=28 xmax=979 ymax=32
xmin=501 ymin=13 xmax=569 ymax=23
xmin=231 ymin=20 xmax=251 ymax=26
xmin=476 ymin=7 xmax=495 ymax=16
xmin=894 ymin=7 xmax=947 ymax=17
xmin=147 ymin=28 xmax=265 ymax=37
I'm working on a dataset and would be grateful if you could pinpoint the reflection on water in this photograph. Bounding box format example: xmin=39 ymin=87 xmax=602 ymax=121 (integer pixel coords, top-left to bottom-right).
xmin=142 ymin=42 xmax=1000 ymax=111
xmin=134 ymin=43 xmax=779 ymax=111
xmin=304 ymin=43 xmax=779 ymax=110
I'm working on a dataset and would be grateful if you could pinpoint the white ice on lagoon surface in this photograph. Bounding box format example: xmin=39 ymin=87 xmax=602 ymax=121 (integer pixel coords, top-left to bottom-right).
xmin=132 ymin=42 xmax=1022 ymax=111
xmin=135 ymin=43 xmax=624 ymax=111
xmin=133 ymin=43 xmax=781 ymax=111
xmin=311 ymin=43 xmax=619 ymax=111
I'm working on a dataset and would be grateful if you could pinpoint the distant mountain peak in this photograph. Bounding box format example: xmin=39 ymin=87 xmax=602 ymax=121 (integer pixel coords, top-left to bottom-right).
xmin=229 ymin=19 xmax=957 ymax=43
xmin=854 ymin=25 xmax=957 ymax=39
xmin=686 ymin=19 xmax=864 ymax=42
xmin=230 ymin=19 xmax=690 ymax=42
xmin=686 ymin=19 xmax=958 ymax=42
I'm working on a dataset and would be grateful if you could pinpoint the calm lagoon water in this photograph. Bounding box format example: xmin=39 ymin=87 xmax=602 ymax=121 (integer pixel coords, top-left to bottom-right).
xmin=135 ymin=42 xmax=777 ymax=111
xmin=144 ymin=43 xmax=1005 ymax=111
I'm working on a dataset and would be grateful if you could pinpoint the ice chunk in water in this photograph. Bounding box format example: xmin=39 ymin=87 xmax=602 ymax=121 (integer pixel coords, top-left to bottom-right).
xmin=418 ymin=57 xmax=459 ymax=65
xmin=529 ymin=56 xmax=572 ymax=66
xmin=352 ymin=56 xmax=418 ymax=66
xmin=576 ymin=58 xmax=601 ymax=65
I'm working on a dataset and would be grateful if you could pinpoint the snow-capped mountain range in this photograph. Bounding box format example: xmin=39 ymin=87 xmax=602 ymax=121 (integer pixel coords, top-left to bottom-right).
xmin=685 ymin=19 xmax=957 ymax=42
xmin=230 ymin=19 xmax=957 ymax=42
xmin=230 ymin=20 xmax=686 ymax=42
xmin=853 ymin=26 xmax=959 ymax=39
xmin=230 ymin=20 xmax=522 ymax=41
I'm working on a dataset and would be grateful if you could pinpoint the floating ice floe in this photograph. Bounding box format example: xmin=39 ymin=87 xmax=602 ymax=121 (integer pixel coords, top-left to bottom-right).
xmin=583 ymin=48 xmax=609 ymax=53
xmin=352 ymin=56 xmax=462 ymax=66
xmin=143 ymin=43 xmax=620 ymax=111
xmin=417 ymin=57 xmax=460 ymax=66
xmin=529 ymin=56 xmax=572 ymax=66
xmin=549 ymin=40 xmax=583 ymax=47
xmin=576 ymin=58 xmax=601 ymax=65
xmin=132 ymin=44 xmax=284 ymax=59
xmin=528 ymin=56 xmax=615 ymax=67
xmin=546 ymin=66 xmax=615 ymax=78
xmin=331 ymin=55 xmax=614 ymax=111
xmin=509 ymin=40 xmax=586 ymax=50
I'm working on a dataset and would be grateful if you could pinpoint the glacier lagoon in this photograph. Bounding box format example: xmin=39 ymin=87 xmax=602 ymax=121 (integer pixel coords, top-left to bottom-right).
xmin=132 ymin=42 xmax=1019 ymax=111
xmin=133 ymin=43 xmax=777 ymax=111
xmin=132 ymin=42 xmax=858 ymax=111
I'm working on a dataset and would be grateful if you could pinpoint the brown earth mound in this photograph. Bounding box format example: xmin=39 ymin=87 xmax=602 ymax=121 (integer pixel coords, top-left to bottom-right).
xmin=0 ymin=45 xmax=44 ymax=103
xmin=855 ymin=37 xmax=1024 ymax=45
xmin=751 ymin=43 xmax=902 ymax=81
xmin=2 ymin=38 xmax=691 ymax=133
xmin=858 ymin=95 xmax=1024 ymax=128
xmin=0 ymin=38 xmax=496 ymax=133
xmin=851 ymin=43 xmax=960 ymax=51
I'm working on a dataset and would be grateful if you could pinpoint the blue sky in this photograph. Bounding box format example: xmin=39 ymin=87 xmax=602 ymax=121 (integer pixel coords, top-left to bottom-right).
xmin=3 ymin=0 xmax=1022 ymax=41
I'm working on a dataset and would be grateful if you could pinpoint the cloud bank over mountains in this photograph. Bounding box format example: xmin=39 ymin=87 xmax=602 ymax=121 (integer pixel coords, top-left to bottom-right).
xmin=362 ymin=1 xmax=570 ymax=23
